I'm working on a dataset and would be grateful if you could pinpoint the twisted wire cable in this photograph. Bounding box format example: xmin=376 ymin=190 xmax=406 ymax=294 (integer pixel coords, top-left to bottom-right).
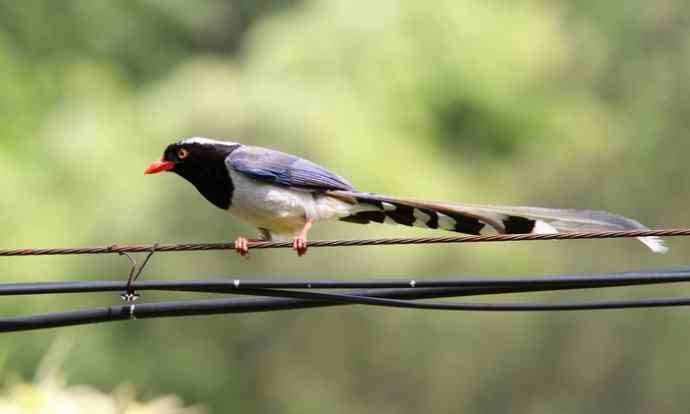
xmin=0 ymin=228 xmax=688 ymax=256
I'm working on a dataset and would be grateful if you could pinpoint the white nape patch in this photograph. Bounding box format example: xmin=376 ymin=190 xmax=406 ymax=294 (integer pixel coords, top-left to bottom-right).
xmin=437 ymin=213 xmax=457 ymax=231
xmin=639 ymin=236 xmax=669 ymax=254
xmin=180 ymin=137 xmax=239 ymax=147
xmin=532 ymin=220 xmax=559 ymax=234
xmin=381 ymin=202 xmax=397 ymax=211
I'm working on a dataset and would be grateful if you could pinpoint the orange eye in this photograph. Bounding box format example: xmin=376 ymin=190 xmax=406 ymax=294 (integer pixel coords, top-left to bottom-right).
xmin=177 ymin=148 xmax=189 ymax=159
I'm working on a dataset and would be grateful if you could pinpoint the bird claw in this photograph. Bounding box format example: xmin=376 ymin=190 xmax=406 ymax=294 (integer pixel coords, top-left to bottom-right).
xmin=234 ymin=237 xmax=250 ymax=258
xmin=293 ymin=236 xmax=308 ymax=257
xmin=235 ymin=232 xmax=309 ymax=258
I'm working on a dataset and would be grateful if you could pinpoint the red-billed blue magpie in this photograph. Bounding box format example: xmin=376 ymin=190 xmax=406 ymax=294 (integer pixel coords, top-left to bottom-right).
xmin=145 ymin=137 xmax=668 ymax=256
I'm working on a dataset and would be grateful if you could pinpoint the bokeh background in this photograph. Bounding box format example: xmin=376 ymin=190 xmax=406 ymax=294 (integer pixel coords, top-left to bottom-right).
xmin=1 ymin=0 xmax=690 ymax=412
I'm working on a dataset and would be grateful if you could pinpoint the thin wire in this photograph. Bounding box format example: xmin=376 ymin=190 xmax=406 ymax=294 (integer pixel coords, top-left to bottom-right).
xmin=118 ymin=251 xmax=139 ymax=301
xmin=120 ymin=243 xmax=159 ymax=302
xmin=0 ymin=228 xmax=687 ymax=256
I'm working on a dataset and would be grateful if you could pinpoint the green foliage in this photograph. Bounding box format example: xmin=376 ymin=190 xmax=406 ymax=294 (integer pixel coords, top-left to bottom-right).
xmin=1 ymin=0 xmax=689 ymax=412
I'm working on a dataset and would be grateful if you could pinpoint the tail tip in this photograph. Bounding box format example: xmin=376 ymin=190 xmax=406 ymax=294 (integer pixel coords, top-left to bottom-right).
xmin=639 ymin=236 xmax=669 ymax=254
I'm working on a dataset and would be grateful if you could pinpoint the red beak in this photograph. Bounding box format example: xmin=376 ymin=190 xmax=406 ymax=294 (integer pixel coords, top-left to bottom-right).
xmin=144 ymin=158 xmax=175 ymax=175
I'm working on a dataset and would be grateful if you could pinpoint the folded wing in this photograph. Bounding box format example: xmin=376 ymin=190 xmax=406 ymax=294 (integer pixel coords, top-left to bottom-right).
xmin=227 ymin=145 xmax=354 ymax=191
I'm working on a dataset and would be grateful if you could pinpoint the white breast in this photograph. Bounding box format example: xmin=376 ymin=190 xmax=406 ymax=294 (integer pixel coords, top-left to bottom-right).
xmin=228 ymin=170 xmax=352 ymax=239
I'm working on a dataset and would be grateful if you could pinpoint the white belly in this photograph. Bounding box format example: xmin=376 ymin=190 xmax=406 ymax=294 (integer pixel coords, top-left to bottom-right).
xmin=228 ymin=170 xmax=352 ymax=240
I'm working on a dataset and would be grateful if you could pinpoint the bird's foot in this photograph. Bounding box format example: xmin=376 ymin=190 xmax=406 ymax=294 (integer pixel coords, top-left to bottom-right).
xmin=234 ymin=236 xmax=255 ymax=258
xmin=292 ymin=236 xmax=308 ymax=257
xmin=292 ymin=218 xmax=314 ymax=257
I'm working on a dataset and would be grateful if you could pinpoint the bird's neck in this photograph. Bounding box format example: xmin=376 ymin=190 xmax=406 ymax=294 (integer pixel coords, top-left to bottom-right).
xmin=176 ymin=162 xmax=234 ymax=210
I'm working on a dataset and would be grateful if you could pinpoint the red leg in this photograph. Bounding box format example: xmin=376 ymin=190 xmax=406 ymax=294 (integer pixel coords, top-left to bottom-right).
xmin=293 ymin=219 xmax=315 ymax=257
xmin=233 ymin=236 xmax=262 ymax=258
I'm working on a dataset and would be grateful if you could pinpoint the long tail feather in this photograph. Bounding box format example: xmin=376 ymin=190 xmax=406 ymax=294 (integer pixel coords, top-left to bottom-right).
xmin=329 ymin=191 xmax=668 ymax=254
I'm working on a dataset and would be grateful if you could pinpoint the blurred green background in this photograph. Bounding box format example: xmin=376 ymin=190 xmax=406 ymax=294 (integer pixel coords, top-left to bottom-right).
xmin=1 ymin=0 xmax=690 ymax=412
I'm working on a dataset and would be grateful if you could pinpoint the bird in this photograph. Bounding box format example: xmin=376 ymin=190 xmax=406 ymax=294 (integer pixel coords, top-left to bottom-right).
xmin=145 ymin=137 xmax=668 ymax=257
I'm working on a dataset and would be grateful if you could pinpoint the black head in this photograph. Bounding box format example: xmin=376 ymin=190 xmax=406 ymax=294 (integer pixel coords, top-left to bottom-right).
xmin=145 ymin=137 xmax=241 ymax=210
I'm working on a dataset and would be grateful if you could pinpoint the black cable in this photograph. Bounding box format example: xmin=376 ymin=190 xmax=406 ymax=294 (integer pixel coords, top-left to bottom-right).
xmin=3 ymin=288 xmax=690 ymax=333
xmin=2 ymin=267 xmax=690 ymax=296
xmin=3 ymin=283 xmax=690 ymax=332
xmin=231 ymin=287 xmax=690 ymax=312
xmin=3 ymin=267 xmax=690 ymax=333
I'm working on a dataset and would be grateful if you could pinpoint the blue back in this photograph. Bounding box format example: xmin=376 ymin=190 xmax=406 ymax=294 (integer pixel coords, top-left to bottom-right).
xmin=227 ymin=145 xmax=354 ymax=191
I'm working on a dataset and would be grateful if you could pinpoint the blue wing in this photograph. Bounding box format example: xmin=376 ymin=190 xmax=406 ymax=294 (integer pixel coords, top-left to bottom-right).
xmin=227 ymin=145 xmax=355 ymax=191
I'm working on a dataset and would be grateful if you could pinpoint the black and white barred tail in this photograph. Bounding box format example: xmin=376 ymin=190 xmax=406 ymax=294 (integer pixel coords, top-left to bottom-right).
xmin=328 ymin=191 xmax=668 ymax=253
